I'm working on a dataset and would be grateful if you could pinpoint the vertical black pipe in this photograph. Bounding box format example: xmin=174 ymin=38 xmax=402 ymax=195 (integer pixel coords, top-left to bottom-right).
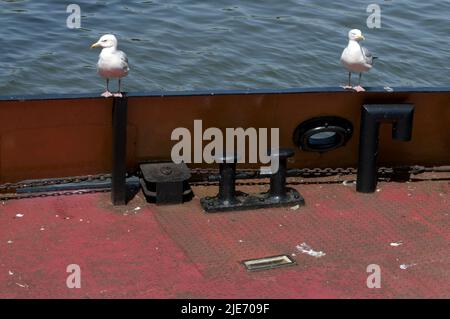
xmin=356 ymin=104 xmax=414 ymax=193
xmin=111 ymin=94 xmax=128 ymax=205
xmin=269 ymin=148 xmax=294 ymax=199
xmin=270 ymin=157 xmax=288 ymax=199
xmin=356 ymin=107 xmax=380 ymax=193
xmin=218 ymin=162 xmax=236 ymax=203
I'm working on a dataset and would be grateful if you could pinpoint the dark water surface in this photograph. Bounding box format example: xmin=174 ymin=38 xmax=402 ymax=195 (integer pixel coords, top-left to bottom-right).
xmin=1 ymin=0 xmax=450 ymax=95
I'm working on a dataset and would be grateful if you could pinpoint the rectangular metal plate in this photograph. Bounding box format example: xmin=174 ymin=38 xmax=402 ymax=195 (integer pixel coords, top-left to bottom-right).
xmin=242 ymin=254 xmax=296 ymax=272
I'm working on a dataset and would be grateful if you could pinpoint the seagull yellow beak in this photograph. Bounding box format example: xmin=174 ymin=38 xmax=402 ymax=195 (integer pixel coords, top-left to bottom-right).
xmin=356 ymin=35 xmax=365 ymax=41
xmin=91 ymin=42 xmax=100 ymax=48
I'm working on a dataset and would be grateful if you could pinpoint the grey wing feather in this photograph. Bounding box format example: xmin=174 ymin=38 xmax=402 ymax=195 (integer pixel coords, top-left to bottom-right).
xmin=118 ymin=50 xmax=129 ymax=70
xmin=361 ymin=46 xmax=375 ymax=65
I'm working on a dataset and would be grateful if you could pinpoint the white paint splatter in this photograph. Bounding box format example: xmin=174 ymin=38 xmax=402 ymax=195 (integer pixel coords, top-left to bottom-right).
xmin=296 ymin=243 xmax=326 ymax=258
xmin=400 ymin=263 xmax=416 ymax=270
xmin=390 ymin=241 xmax=403 ymax=247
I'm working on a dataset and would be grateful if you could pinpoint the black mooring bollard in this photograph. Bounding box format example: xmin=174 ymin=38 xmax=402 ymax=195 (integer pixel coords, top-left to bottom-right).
xmin=269 ymin=148 xmax=295 ymax=200
xmin=217 ymin=153 xmax=239 ymax=205
xmin=357 ymin=104 xmax=415 ymax=193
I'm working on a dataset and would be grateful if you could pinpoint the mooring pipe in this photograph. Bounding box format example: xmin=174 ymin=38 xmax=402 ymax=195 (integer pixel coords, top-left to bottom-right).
xmin=357 ymin=104 xmax=415 ymax=193
xmin=269 ymin=148 xmax=295 ymax=200
xmin=216 ymin=153 xmax=239 ymax=204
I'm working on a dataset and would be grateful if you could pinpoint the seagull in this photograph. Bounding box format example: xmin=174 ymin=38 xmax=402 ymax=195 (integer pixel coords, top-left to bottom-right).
xmin=91 ymin=34 xmax=129 ymax=98
xmin=340 ymin=29 xmax=376 ymax=92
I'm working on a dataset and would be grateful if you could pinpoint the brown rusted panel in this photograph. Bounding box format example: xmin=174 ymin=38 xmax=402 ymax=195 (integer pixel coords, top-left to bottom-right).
xmin=0 ymin=90 xmax=449 ymax=183
xmin=0 ymin=98 xmax=136 ymax=183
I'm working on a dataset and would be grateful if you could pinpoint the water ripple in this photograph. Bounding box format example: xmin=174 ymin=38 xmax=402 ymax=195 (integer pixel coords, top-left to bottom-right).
xmin=0 ymin=0 xmax=450 ymax=94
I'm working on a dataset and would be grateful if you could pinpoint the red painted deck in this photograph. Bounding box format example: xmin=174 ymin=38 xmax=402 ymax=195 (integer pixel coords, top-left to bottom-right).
xmin=0 ymin=179 xmax=449 ymax=298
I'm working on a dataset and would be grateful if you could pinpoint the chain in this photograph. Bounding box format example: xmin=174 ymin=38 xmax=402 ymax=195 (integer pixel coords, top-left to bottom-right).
xmin=0 ymin=173 xmax=111 ymax=192
xmin=0 ymin=174 xmax=111 ymax=201
xmin=0 ymin=188 xmax=110 ymax=201
xmin=0 ymin=166 xmax=447 ymax=201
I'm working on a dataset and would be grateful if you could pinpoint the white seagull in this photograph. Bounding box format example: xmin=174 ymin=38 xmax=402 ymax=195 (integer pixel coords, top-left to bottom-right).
xmin=340 ymin=29 xmax=376 ymax=92
xmin=91 ymin=34 xmax=129 ymax=98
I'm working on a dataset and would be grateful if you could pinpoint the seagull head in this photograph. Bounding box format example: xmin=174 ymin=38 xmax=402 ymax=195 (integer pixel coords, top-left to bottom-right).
xmin=91 ymin=34 xmax=118 ymax=49
xmin=348 ymin=29 xmax=365 ymax=42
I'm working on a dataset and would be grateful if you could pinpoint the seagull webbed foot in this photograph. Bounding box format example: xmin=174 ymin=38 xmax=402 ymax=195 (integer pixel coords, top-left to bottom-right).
xmin=353 ymin=86 xmax=366 ymax=92
xmin=341 ymin=85 xmax=354 ymax=90
xmin=101 ymin=91 xmax=113 ymax=98
xmin=113 ymin=92 xmax=123 ymax=98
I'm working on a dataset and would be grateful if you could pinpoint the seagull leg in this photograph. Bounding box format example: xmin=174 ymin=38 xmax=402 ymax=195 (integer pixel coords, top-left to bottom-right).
xmin=113 ymin=78 xmax=123 ymax=98
xmin=102 ymin=79 xmax=113 ymax=98
xmin=353 ymin=73 xmax=366 ymax=92
xmin=341 ymin=72 xmax=353 ymax=90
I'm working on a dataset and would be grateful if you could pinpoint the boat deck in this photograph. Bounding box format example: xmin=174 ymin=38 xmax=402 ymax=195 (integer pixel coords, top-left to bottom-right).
xmin=0 ymin=177 xmax=449 ymax=298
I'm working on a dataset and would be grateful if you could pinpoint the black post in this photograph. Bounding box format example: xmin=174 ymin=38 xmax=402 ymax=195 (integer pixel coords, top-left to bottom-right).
xmin=357 ymin=104 xmax=414 ymax=193
xmin=217 ymin=153 xmax=239 ymax=205
xmin=269 ymin=148 xmax=295 ymax=200
xmin=111 ymin=94 xmax=128 ymax=205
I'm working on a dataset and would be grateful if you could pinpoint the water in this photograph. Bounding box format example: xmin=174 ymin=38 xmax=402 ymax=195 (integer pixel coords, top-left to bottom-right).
xmin=1 ymin=0 xmax=450 ymax=95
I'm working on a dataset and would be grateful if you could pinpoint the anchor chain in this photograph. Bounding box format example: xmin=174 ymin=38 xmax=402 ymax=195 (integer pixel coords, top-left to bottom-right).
xmin=0 ymin=166 xmax=447 ymax=201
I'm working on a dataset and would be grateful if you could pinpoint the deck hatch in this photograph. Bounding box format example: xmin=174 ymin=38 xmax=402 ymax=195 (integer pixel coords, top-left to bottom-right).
xmin=242 ymin=255 xmax=296 ymax=271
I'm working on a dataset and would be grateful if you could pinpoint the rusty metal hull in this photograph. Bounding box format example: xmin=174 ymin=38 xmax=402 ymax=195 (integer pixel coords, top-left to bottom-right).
xmin=1 ymin=87 xmax=449 ymax=183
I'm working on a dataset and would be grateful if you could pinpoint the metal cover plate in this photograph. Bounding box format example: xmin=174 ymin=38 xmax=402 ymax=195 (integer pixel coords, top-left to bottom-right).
xmin=140 ymin=162 xmax=191 ymax=183
xmin=242 ymin=254 xmax=296 ymax=272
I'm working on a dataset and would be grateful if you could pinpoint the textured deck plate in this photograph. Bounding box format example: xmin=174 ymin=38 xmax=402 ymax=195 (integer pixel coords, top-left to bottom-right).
xmin=0 ymin=180 xmax=449 ymax=298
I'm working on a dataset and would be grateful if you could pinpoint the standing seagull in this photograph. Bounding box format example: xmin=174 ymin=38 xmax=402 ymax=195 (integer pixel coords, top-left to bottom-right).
xmin=340 ymin=29 xmax=375 ymax=92
xmin=91 ymin=34 xmax=129 ymax=97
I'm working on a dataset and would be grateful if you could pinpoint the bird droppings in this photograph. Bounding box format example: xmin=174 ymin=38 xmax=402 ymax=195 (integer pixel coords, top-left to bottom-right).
xmin=290 ymin=205 xmax=300 ymax=210
xmin=8 ymin=271 xmax=14 ymax=276
xmin=376 ymin=188 xmax=381 ymax=192
xmin=40 ymin=226 xmax=45 ymax=231
xmin=384 ymin=86 xmax=394 ymax=92
xmin=296 ymin=243 xmax=326 ymax=258
xmin=15 ymin=283 xmax=29 ymax=288
xmin=7 ymin=240 xmax=13 ymax=244
xmin=390 ymin=241 xmax=403 ymax=247
xmin=400 ymin=263 xmax=417 ymax=270
xmin=134 ymin=206 xmax=141 ymax=211
xmin=238 ymin=240 xmax=244 ymax=243
xmin=15 ymin=213 xmax=24 ymax=218
xmin=343 ymin=180 xmax=356 ymax=186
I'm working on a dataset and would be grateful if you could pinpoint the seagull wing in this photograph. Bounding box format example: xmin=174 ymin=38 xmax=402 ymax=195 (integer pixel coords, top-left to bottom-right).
xmin=361 ymin=46 xmax=375 ymax=65
xmin=117 ymin=50 xmax=129 ymax=71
